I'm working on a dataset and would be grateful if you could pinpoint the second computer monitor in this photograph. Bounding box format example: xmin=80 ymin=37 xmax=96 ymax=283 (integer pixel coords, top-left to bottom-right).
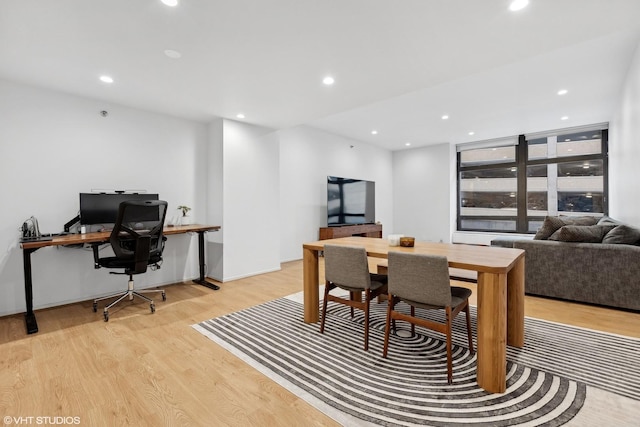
xmin=79 ymin=193 xmax=160 ymax=226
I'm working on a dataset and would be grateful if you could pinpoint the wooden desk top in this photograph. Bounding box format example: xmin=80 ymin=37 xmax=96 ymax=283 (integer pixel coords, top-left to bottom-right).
xmin=303 ymin=236 xmax=524 ymax=274
xmin=21 ymin=224 xmax=221 ymax=250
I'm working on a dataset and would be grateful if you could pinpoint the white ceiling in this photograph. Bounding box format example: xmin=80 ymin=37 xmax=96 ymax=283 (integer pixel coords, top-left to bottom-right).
xmin=1 ymin=0 xmax=639 ymax=151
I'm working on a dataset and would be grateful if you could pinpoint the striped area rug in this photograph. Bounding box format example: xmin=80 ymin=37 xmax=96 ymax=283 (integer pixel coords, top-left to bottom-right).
xmin=193 ymin=295 xmax=640 ymax=426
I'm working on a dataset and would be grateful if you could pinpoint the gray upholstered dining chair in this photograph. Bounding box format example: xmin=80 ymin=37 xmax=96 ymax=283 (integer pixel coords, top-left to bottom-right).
xmin=320 ymin=244 xmax=388 ymax=351
xmin=382 ymin=251 xmax=474 ymax=384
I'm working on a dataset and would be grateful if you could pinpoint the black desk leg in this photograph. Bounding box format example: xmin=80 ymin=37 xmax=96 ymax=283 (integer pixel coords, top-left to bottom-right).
xmin=192 ymin=231 xmax=220 ymax=290
xmin=23 ymin=248 xmax=39 ymax=334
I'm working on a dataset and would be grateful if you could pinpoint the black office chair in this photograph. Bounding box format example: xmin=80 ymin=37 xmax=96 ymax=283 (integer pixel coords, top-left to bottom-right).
xmin=92 ymin=200 xmax=168 ymax=321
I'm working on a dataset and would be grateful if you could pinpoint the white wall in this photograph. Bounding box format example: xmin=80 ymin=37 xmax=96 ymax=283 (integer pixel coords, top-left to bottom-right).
xmin=392 ymin=143 xmax=454 ymax=243
xmin=217 ymin=120 xmax=281 ymax=280
xmin=278 ymin=126 xmax=394 ymax=262
xmin=0 ymin=79 xmax=208 ymax=316
xmin=206 ymin=119 xmax=224 ymax=279
xmin=610 ymin=41 xmax=640 ymax=225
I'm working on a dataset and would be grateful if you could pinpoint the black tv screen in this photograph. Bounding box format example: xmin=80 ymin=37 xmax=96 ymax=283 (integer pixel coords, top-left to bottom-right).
xmin=80 ymin=193 xmax=159 ymax=225
xmin=327 ymin=176 xmax=375 ymax=226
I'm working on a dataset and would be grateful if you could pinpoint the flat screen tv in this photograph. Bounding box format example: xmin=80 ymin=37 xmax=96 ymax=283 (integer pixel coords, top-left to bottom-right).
xmin=327 ymin=176 xmax=375 ymax=226
xmin=80 ymin=192 xmax=159 ymax=225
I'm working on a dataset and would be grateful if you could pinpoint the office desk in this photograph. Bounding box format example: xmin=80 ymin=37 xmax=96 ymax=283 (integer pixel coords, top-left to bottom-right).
xmin=20 ymin=224 xmax=220 ymax=335
xmin=302 ymin=236 xmax=525 ymax=394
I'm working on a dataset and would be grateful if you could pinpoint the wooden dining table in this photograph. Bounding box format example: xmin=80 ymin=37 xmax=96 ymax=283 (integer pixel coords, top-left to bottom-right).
xmin=302 ymin=236 xmax=525 ymax=394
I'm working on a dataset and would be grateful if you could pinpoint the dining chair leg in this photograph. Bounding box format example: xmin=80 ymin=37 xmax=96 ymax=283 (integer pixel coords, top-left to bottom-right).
xmin=363 ymin=289 xmax=371 ymax=351
xmin=445 ymin=306 xmax=453 ymax=384
xmin=320 ymin=281 xmax=331 ymax=334
xmin=349 ymin=291 xmax=356 ymax=318
xmin=410 ymin=305 xmax=416 ymax=336
xmin=464 ymin=302 xmax=474 ymax=353
xmin=389 ymin=293 xmax=397 ymax=332
xmin=383 ymin=296 xmax=395 ymax=358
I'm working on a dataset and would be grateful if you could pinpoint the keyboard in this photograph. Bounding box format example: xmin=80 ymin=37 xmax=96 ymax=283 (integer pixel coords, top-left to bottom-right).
xmin=20 ymin=232 xmax=72 ymax=243
xmin=20 ymin=235 xmax=53 ymax=243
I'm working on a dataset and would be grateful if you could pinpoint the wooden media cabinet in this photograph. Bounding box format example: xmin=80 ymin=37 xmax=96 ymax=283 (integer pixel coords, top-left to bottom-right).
xmin=319 ymin=223 xmax=382 ymax=240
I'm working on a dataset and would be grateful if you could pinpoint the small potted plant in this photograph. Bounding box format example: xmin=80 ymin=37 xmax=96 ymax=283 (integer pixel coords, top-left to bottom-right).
xmin=177 ymin=205 xmax=192 ymax=225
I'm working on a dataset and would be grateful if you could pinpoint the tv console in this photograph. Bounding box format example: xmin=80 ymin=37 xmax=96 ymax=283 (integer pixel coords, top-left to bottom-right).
xmin=319 ymin=223 xmax=382 ymax=240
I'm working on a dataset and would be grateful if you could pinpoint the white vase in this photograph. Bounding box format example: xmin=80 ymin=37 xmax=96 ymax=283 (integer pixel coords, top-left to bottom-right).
xmin=180 ymin=216 xmax=192 ymax=225
xmin=388 ymin=234 xmax=404 ymax=246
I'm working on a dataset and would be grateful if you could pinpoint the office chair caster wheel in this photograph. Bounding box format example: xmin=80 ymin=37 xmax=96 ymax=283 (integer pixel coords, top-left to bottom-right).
xmin=161 ymin=291 xmax=166 ymax=301
xmin=92 ymin=302 xmax=98 ymax=312
xmin=103 ymin=312 xmax=109 ymax=322
xmin=150 ymin=303 xmax=156 ymax=313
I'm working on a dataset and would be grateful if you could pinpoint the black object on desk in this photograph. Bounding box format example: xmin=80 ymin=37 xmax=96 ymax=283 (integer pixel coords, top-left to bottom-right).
xmin=64 ymin=215 xmax=80 ymax=232
xmin=20 ymin=235 xmax=53 ymax=243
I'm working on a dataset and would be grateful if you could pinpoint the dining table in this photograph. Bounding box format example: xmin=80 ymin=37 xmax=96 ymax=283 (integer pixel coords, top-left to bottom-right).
xmin=302 ymin=236 xmax=525 ymax=394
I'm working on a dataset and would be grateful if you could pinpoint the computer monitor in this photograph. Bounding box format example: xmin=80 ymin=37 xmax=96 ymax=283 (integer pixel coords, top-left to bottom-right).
xmin=79 ymin=193 xmax=160 ymax=226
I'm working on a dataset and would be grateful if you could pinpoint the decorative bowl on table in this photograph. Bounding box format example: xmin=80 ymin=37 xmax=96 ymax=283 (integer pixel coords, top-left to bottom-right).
xmin=399 ymin=237 xmax=415 ymax=247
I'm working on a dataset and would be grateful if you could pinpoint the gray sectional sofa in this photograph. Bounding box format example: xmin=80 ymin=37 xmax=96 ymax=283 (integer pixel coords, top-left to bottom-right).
xmin=492 ymin=216 xmax=640 ymax=311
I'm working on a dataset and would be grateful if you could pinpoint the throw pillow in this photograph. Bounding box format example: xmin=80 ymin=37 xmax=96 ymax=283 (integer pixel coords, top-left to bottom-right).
xmin=548 ymin=224 xmax=616 ymax=243
xmin=602 ymin=224 xmax=640 ymax=245
xmin=534 ymin=215 xmax=599 ymax=240
xmin=597 ymin=215 xmax=624 ymax=226
xmin=534 ymin=216 xmax=565 ymax=240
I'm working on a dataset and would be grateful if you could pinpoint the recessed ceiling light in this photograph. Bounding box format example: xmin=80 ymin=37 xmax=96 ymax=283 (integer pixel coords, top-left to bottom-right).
xmin=557 ymin=89 xmax=568 ymax=96
xmin=509 ymin=0 xmax=529 ymax=12
xmin=561 ymin=116 xmax=569 ymax=120
xmin=161 ymin=0 xmax=178 ymax=6
xmin=164 ymin=49 xmax=182 ymax=59
xmin=99 ymin=75 xmax=114 ymax=84
xmin=371 ymin=130 xmax=378 ymax=135
xmin=322 ymin=76 xmax=335 ymax=86
xmin=468 ymin=131 xmax=475 ymax=136
xmin=405 ymin=142 xmax=411 ymax=147
xmin=236 ymin=113 xmax=245 ymax=119
xmin=441 ymin=115 xmax=449 ymax=120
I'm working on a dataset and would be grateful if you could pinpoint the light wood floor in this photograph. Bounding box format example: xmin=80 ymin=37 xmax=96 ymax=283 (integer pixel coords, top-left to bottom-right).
xmin=1 ymin=259 xmax=639 ymax=426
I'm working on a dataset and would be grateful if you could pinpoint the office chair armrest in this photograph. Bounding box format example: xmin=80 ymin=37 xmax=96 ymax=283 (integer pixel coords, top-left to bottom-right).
xmin=133 ymin=235 xmax=151 ymax=274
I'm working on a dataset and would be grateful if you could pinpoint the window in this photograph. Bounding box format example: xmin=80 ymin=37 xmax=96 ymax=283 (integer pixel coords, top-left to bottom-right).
xmin=457 ymin=125 xmax=608 ymax=233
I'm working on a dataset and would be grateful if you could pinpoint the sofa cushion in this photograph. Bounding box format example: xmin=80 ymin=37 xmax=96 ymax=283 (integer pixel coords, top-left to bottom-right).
xmin=602 ymin=224 xmax=640 ymax=245
xmin=534 ymin=215 xmax=599 ymax=240
xmin=549 ymin=224 xmax=616 ymax=243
